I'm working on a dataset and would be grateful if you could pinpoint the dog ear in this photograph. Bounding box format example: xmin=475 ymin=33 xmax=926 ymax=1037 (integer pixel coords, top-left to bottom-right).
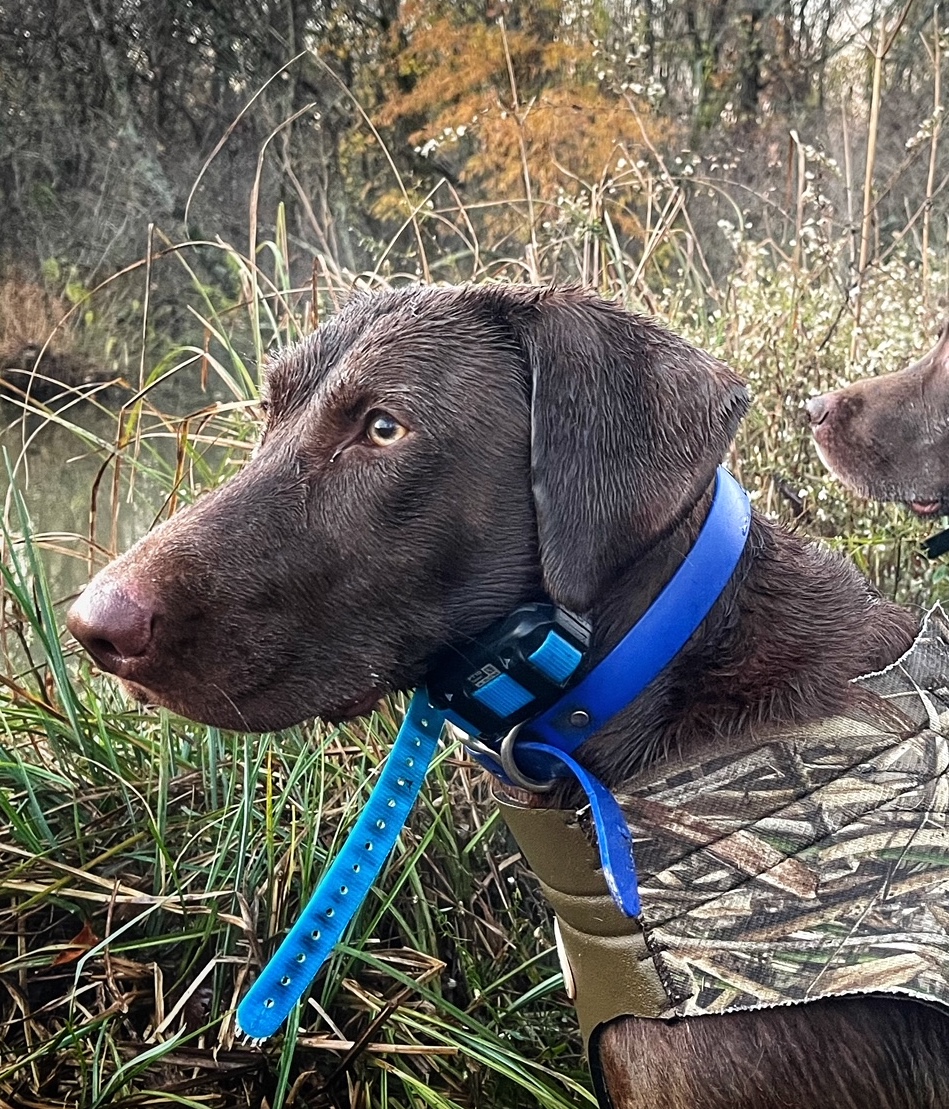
xmin=487 ymin=286 xmax=750 ymax=613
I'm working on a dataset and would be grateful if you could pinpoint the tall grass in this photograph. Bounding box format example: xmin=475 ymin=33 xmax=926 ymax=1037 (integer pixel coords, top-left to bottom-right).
xmin=4 ymin=77 xmax=949 ymax=1106
xmin=0 ymin=241 xmax=601 ymax=1107
xmin=0 ymin=483 xmax=592 ymax=1108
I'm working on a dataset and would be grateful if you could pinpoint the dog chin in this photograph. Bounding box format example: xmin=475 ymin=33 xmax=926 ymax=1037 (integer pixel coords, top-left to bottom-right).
xmin=118 ymin=678 xmax=261 ymax=730
xmin=328 ymin=688 xmax=386 ymax=721
xmin=118 ymin=677 xmax=384 ymax=732
xmin=813 ymin=447 xmax=946 ymax=517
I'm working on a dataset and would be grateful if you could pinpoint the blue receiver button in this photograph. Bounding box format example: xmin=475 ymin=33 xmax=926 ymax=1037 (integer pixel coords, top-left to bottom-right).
xmin=528 ymin=632 xmax=583 ymax=684
xmin=472 ymin=673 xmax=534 ymax=718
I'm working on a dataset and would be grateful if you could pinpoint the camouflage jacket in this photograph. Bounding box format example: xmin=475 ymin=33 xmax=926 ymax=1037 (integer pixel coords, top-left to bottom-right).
xmin=499 ymin=606 xmax=949 ymax=1048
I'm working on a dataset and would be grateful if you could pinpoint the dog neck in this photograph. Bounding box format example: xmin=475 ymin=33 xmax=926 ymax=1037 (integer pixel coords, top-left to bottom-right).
xmin=587 ymin=481 xmax=718 ymax=658
xmin=572 ymin=493 xmax=919 ymax=793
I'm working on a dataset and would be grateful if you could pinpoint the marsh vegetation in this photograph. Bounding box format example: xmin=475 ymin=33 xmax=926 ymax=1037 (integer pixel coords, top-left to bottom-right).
xmin=3 ymin=2 xmax=949 ymax=1105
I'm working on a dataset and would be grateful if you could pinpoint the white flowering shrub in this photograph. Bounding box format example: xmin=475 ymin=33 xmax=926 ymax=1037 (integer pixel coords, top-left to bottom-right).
xmin=674 ymin=231 xmax=949 ymax=607
xmin=519 ymin=143 xmax=949 ymax=607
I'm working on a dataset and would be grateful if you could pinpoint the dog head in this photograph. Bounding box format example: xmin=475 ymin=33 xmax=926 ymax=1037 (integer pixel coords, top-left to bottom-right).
xmin=67 ymin=285 xmax=748 ymax=731
xmin=808 ymin=321 xmax=949 ymax=517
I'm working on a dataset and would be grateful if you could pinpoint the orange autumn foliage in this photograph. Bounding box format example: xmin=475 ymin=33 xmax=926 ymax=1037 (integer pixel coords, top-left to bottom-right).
xmin=376 ymin=1 xmax=664 ymax=241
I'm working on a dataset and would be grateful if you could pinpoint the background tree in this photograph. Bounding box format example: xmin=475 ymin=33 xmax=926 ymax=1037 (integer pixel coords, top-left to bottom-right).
xmin=0 ymin=0 xmax=945 ymax=305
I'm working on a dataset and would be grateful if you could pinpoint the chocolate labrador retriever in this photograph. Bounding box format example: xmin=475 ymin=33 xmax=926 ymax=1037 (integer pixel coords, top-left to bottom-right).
xmin=67 ymin=286 xmax=947 ymax=1109
xmin=808 ymin=321 xmax=949 ymax=518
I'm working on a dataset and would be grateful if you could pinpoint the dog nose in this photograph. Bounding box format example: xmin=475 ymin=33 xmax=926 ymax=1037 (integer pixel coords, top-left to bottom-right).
xmin=806 ymin=394 xmax=833 ymax=426
xmin=67 ymin=582 xmax=154 ymax=674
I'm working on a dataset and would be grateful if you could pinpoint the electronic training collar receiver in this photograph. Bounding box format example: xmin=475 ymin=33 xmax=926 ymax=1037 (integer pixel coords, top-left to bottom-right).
xmin=425 ymin=602 xmax=591 ymax=741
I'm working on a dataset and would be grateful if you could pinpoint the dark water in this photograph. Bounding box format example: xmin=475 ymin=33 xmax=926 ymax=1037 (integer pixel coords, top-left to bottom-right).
xmin=0 ymin=379 xmax=233 ymax=613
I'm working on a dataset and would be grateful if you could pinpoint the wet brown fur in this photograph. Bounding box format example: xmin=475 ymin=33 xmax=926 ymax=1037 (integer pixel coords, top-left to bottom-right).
xmin=68 ymin=286 xmax=945 ymax=1108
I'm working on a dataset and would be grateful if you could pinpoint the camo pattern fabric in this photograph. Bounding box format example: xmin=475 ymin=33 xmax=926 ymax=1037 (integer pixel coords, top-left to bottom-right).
xmin=624 ymin=605 xmax=949 ymax=1017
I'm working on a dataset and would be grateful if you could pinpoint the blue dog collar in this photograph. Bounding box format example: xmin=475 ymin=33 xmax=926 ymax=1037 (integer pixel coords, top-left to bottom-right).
xmin=455 ymin=467 xmax=752 ymax=782
xmin=236 ymin=467 xmax=751 ymax=1039
xmin=445 ymin=467 xmax=750 ymax=920
xmin=529 ymin=466 xmax=750 ymax=751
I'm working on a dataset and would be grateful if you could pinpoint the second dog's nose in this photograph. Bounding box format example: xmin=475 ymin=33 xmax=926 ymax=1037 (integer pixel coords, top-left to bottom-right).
xmin=806 ymin=394 xmax=833 ymax=426
xmin=67 ymin=582 xmax=154 ymax=674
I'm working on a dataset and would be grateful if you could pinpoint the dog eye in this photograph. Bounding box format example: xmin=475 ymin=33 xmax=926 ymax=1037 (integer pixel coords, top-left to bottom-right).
xmin=366 ymin=412 xmax=408 ymax=447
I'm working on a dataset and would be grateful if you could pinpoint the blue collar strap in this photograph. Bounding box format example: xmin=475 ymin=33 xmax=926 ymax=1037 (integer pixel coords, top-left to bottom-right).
xmin=237 ymin=694 xmax=446 ymax=1040
xmin=464 ymin=466 xmax=752 ymax=785
xmin=236 ymin=467 xmax=751 ymax=1040
xmin=450 ymin=466 xmax=750 ymax=920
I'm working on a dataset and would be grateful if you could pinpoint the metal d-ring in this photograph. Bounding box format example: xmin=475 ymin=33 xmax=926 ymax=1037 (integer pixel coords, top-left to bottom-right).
xmin=500 ymin=724 xmax=558 ymax=793
xmin=463 ymin=735 xmax=506 ymax=777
